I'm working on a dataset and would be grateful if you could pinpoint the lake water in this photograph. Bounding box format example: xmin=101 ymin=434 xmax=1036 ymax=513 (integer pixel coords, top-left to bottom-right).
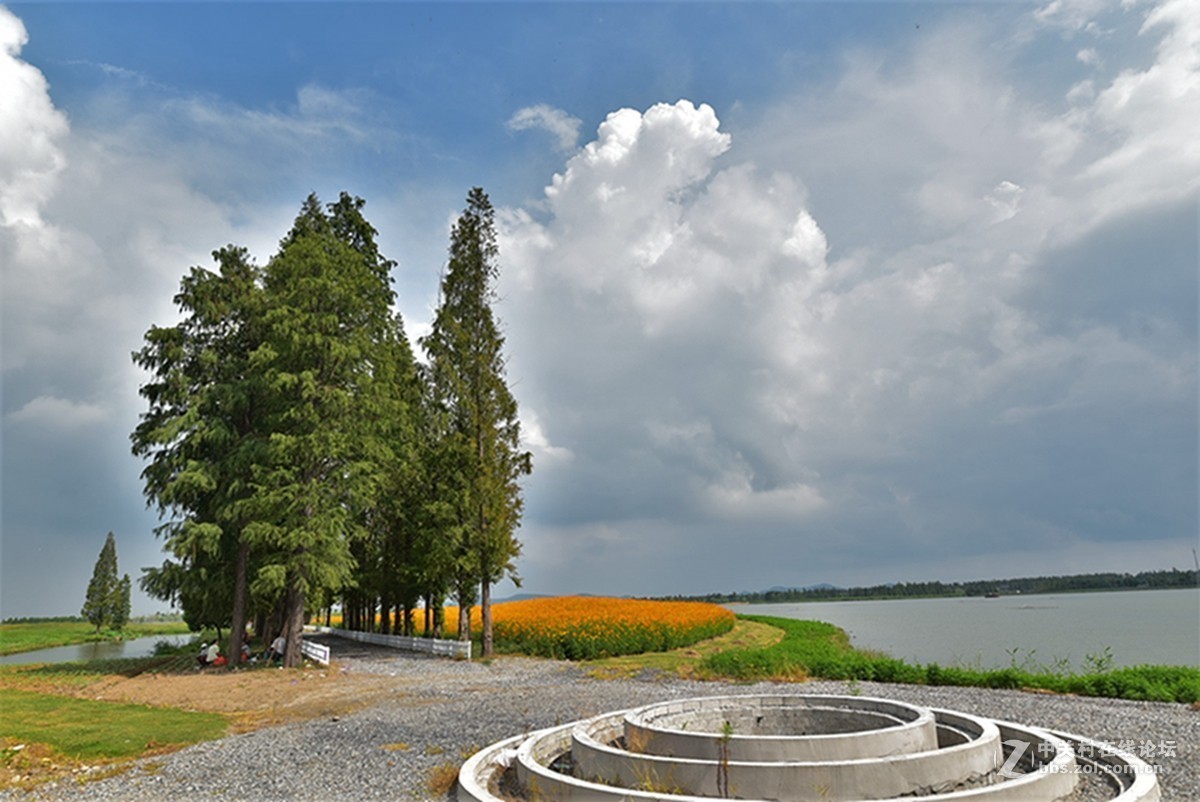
xmin=729 ymin=588 xmax=1200 ymax=670
xmin=0 ymin=633 xmax=194 ymax=665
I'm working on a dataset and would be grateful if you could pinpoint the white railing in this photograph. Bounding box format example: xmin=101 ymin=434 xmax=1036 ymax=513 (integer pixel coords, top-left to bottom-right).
xmin=300 ymin=639 xmax=331 ymax=665
xmin=305 ymin=626 xmax=471 ymax=660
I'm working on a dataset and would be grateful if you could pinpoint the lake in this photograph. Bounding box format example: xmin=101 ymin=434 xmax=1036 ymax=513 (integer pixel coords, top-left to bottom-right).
xmin=729 ymin=588 xmax=1200 ymax=670
xmin=0 ymin=633 xmax=195 ymax=665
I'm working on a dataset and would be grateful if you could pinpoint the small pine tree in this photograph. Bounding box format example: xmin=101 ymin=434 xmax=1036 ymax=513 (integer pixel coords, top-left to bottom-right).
xmin=82 ymin=532 xmax=120 ymax=631
xmin=112 ymin=574 xmax=132 ymax=630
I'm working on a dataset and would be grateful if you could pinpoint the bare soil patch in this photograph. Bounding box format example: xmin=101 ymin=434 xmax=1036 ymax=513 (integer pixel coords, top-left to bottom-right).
xmin=74 ymin=663 xmax=403 ymax=732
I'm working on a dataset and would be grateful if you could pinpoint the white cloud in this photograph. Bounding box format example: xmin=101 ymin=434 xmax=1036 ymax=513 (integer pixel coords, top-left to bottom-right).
xmin=1033 ymin=0 xmax=1113 ymax=33
xmin=1081 ymin=0 xmax=1200 ymax=213
xmin=507 ymin=104 xmax=583 ymax=151
xmin=498 ymin=4 xmax=1196 ymax=590
xmin=521 ymin=410 xmax=574 ymax=464
xmin=985 ymin=180 xmax=1026 ymax=222
xmin=0 ymin=6 xmax=68 ymax=227
xmin=6 ymin=395 xmax=108 ymax=429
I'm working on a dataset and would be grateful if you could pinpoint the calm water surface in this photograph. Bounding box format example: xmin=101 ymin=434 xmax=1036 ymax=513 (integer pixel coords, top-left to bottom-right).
xmin=0 ymin=633 xmax=194 ymax=665
xmin=729 ymin=588 xmax=1200 ymax=670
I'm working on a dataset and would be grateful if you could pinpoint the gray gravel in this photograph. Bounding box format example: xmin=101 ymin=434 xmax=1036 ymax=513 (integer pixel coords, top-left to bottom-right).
xmin=4 ymin=638 xmax=1196 ymax=801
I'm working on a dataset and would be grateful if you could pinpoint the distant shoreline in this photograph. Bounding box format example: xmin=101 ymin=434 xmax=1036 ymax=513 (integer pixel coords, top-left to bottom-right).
xmin=661 ymin=567 xmax=1199 ymax=606
xmin=728 ymin=585 xmax=1199 ymax=605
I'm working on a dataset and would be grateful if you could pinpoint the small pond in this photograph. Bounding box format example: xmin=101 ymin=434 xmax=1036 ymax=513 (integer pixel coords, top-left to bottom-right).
xmin=0 ymin=633 xmax=195 ymax=665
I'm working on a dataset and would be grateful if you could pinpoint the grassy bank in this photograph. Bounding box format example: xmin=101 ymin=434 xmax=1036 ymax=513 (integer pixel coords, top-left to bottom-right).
xmin=583 ymin=618 xmax=784 ymax=678
xmin=702 ymin=615 xmax=1200 ymax=704
xmin=0 ymin=620 xmax=193 ymax=657
xmin=0 ymin=689 xmax=226 ymax=760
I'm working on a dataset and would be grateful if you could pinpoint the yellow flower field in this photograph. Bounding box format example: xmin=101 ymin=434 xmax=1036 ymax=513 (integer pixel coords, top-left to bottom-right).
xmin=330 ymin=596 xmax=735 ymax=659
xmin=486 ymin=596 xmax=735 ymax=659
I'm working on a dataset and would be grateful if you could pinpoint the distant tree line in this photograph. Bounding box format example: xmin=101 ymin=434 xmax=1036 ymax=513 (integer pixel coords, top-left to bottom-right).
xmin=131 ymin=189 xmax=530 ymax=667
xmin=667 ymin=568 xmax=1200 ymax=605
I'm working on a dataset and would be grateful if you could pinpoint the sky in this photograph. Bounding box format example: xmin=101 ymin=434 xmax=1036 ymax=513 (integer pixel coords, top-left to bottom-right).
xmin=1 ymin=1 xmax=1197 ymax=619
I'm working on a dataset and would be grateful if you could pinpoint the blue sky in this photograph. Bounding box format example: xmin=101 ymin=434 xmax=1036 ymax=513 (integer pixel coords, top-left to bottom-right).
xmin=1 ymin=1 xmax=1196 ymax=619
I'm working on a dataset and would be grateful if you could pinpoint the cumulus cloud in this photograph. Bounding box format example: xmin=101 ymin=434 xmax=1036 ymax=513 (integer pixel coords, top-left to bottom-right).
xmin=501 ymin=100 xmax=839 ymax=533
xmin=0 ymin=6 xmax=67 ymax=227
xmin=499 ymin=3 xmax=1196 ymax=594
xmin=1081 ymin=0 xmax=1200 ymax=214
xmin=507 ymin=104 xmax=583 ymax=152
xmin=1 ymin=8 xmax=259 ymax=617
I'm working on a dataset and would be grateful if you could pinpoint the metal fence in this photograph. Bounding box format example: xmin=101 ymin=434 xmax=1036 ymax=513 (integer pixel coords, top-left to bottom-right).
xmin=300 ymin=638 xmax=331 ymax=665
xmin=305 ymin=626 xmax=471 ymax=660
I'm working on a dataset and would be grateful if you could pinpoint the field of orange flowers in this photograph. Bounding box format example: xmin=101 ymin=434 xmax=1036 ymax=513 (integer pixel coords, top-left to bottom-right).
xmin=330 ymin=597 xmax=735 ymax=659
xmin=485 ymin=596 xmax=735 ymax=659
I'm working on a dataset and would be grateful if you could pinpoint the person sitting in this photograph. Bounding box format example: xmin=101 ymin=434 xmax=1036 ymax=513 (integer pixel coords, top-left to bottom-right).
xmin=267 ymin=635 xmax=286 ymax=663
xmin=196 ymin=642 xmax=209 ymax=668
xmin=240 ymin=642 xmax=251 ymax=663
xmin=203 ymin=640 xmax=220 ymax=667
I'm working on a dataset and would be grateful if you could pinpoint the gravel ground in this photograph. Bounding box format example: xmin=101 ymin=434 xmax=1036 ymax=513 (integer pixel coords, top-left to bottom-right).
xmin=5 ymin=637 xmax=1196 ymax=801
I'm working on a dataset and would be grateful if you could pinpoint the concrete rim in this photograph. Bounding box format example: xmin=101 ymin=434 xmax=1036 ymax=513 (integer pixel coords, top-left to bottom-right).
xmin=623 ymin=694 xmax=938 ymax=761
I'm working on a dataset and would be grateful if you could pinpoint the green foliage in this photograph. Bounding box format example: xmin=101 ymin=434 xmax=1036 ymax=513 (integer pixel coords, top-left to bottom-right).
xmin=111 ymin=576 xmax=132 ymax=631
xmin=493 ymin=616 xmax=734 ymax=661
xmin=132 ymin=244 xmax=268 ymax=649
xmin=131 ymin=188 xmax=535 ymax=659
xmin=0 ymin=689 xmax=226 ymax=759
xmin=80 ymin=533 xmax=129 ymax=632
xmin=421 ymin=188 xmax=531 ymax=652
xmin=702 ymin=615 xmax=1200 ymax=703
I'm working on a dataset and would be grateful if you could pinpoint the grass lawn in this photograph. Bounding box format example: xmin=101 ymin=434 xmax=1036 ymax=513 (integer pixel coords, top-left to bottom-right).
xmin=0 ymin=621 xmax=192 ymax=657
xmin=0 ymin=688 xmax=226 ymax=760
xmin=583 ymin=618 xmax=784 ymax=679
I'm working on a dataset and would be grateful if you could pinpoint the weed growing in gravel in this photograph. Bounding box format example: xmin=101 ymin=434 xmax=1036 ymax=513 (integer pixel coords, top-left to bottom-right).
xmin=426 ymin=762 xmax=459 ymax=795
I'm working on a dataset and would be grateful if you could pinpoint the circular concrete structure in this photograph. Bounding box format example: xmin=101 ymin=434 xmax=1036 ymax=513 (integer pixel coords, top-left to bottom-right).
xmin=458 ymin=693 xmax=1162 ymax=802
xmin=624 ymin=695 xmax=938 ymax=762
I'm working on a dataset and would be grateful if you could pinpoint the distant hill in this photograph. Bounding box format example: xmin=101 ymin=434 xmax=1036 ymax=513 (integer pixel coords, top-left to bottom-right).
xmin=492 ymin=592 xmax=552 ymax=603
xmin=764 ymin=582 xmax=839 ymax=593
xmin=658 ymin=568 xmax=1198 ymax=604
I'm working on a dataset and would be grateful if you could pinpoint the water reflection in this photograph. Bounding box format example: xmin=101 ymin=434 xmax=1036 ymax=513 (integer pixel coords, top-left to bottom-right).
xmin=0 ymin=634 xmax=195 ymax=665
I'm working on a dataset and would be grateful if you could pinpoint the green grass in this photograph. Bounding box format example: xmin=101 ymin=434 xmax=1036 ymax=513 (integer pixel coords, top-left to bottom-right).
xmin=702 ymin=615 xmax=1200 ymax=704
xmin=582 ymin=619 xmax=784 ymax=678
xmin=0 ymin=621 xmax=192 ymax=657
xmin=0 ymin=688 xmax=226 ymax=759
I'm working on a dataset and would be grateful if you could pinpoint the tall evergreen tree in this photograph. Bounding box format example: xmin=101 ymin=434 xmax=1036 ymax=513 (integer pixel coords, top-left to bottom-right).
xmin=132 ymin=245 xmax=268 ymax=668
xmin=112 ymin=574 xmax=132 ymax=630
xmin=248 ymin=193 xmax=401 ymax=667
xmin=81 ymin=532 xmax=120 ymax=632
xmin=421 ymin=188 xmax=532 ymax=656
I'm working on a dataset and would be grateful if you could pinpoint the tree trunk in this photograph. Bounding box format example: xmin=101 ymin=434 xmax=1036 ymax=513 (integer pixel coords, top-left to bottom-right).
xmin=282 ymin=572 xmax=306 ymax=668
xmin=227 ymin=538 xmax=250 ymax=671
xmin=458 ymin=603 xmax=470 ymax=642
xmin=481 ymin=578 xmax=493 ymax=657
